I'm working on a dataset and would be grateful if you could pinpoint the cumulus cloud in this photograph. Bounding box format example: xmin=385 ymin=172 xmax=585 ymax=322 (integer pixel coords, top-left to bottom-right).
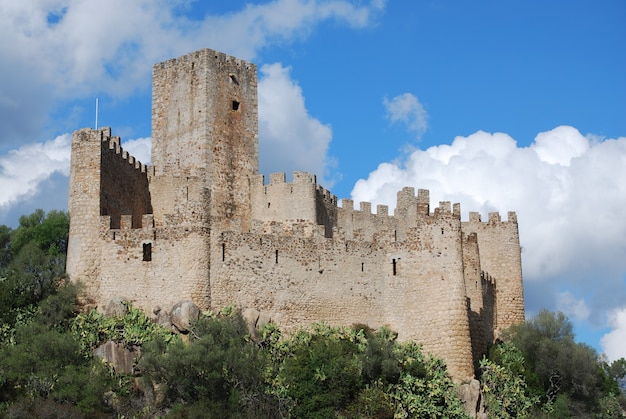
xmin=0 ymin=0 xmax=385 ymax=147
xmin=0 ymin=134 xmax=71 ymax=209
xmin=351 ymin=126 xmax=626 ymax=331
xmin=383 ymin=93 xmax=428 ymax=139
xmin=601 ymin=307 xmax=626 ymax=362
xmin=258 ymin=63 xmax=333 ymax=184
xmin=122 ymin=137 xmax=152 ymax=165
xmin=556 ymin=291 xmax=591 ymax=322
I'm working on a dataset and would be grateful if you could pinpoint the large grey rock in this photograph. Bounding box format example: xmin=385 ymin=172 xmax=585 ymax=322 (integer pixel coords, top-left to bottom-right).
xmin=94 ymin=341 xmax=139 ymax=374
xmin=257 ymin=311 xmax=272 ymax=329
xmin=153 ymin=305 xmax=172 ymax=329
xmin=170 ymin=301 xmax=200 ymax=333
xmin=243 ymin=308 xmax=260 ymax=328
xmin=457 ymin=379 xmax=482 ymax=418
xmin=105 ymin=297 xmax=128 ymax=317
xmin=242 ymin=307 xmax=261 ymax=338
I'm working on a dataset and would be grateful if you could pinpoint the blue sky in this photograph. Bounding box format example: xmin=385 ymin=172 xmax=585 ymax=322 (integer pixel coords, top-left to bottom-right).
xmin=1 ymin=0 xmax=625 ymax=361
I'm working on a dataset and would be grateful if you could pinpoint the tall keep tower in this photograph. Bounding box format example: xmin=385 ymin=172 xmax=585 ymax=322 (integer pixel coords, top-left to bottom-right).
xmin=151 ymin=49 xmax=258 ymax=233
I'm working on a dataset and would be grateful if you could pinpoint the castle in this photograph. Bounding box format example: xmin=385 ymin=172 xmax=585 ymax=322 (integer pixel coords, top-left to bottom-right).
xmin=66 ymin=48 xmax=525 ymax=380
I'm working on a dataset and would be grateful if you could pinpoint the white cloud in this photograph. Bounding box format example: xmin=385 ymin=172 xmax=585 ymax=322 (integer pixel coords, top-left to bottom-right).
xmin=556 ymin=291 xmax=590 ymax=322
xmin=383 ymin=93 xmax=428 ymax=139
xmin=122 ymin=137 xmax=151 ymax=165
xmin=532 ymin=125 xmax=590 ymax=166
xmin=601 ymin=307 xmax=626 ymax=362
xmin=0 ymin=134 xmax=71 ymax=208
xmin=351 ymin=126 xmax=626 ymax=323
xmin=0 ymin=0 xmax=385 ymax=97
xmin=258 ymin=63 xmax=333 ymax=184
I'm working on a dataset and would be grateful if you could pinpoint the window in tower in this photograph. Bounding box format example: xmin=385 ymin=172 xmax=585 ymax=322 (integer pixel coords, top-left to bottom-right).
xmin=143 ymin=243 xmax=152 ymax=262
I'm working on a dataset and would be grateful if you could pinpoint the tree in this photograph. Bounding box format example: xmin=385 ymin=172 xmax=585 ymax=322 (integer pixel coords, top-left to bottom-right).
xmin=480 ymin=342 xmax=539 ymax=418
xmin=501 ymin=310 xmax=624 ymax=417
xmin=0 ymin=286 xmax=119 ymax=417
xmin=140 ymin=310 xmax=278 ymax=418
xmin=0 ymin=210 xmax=69 ymax=344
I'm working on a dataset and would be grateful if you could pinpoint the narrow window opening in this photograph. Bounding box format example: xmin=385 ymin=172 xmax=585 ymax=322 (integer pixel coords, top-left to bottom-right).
xmin=394 ymin=230 xmax=397 ymax=242
xmin=267 ymin=202 xmax=271 ymax=208
xmin=232 ymin=100 xmax=240 ymax=111
xmin=222 ymin=243 xmax=225 ymax=262
xmin=112 ymin=232 xmax=116 ymax=240
xmin=441 ymin=228 xmax=444 ymax=234
xmin=275 ymin=250 xmax=279 ymax=264
xmin=143 ymin=243 xmax=152 ymax=262
xmin=392 ymin=258 xmax=397 ymax=276
xmin=361 ymin=262 xmax=364 ymax=272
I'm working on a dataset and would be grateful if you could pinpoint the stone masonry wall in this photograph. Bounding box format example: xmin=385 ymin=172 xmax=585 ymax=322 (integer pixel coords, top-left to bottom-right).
xmin=67 ymin=128 xmax=106 ymax=300
xmin=100 ymin=136 xmax=150 ymax=229
xmin=96 ymin=216 xmax=211 ymax=312
xmin=462 ymin=212 xmax=525 ymax=335
xmin=210 ymin=210 xmax=475 ymax=379
xmin=151 ymin=49 xmax=258 ymax=233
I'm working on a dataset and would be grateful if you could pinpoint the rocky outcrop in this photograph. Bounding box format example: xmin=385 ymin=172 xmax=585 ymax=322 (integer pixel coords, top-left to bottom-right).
xmin=169 ymin=301 xmax=200 ymax=333
xmin=457 ymin=379 xmax=487 ymax=418
xmin=94 ymin=341 xmax=140 ymax=374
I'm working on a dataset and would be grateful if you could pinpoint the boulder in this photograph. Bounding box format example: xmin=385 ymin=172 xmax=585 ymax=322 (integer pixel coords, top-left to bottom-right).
xmin=257 ymin=311 xmax=272 ymax=329
xmin=153 ymin=305 xmax=172 ymax=329
xmin=457 ymin=379 xmax=482 ymax=418
xmin=94 ymin=341 xmax=139 ymax=374
xmin=243 ymin=308 xmax=260 ymax=327
xmin=105 ymin=297 xmax=128 ymax=317
xmin=170 ymin=301 xmax=200 ymax=333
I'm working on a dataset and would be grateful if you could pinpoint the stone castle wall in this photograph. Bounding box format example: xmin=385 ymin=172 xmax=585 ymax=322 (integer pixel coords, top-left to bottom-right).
xmin=66 ymin=48 xmax=525 ymax=381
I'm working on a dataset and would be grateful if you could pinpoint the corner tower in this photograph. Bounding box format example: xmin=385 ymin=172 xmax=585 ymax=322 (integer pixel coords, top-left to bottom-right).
xmin=150 ymin=49 xmax=258 ymax=232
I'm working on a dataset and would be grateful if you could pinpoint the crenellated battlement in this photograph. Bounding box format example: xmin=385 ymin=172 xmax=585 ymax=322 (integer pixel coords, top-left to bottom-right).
xmin=154 ymin=48 xmax=254 ymax=73
xmin=99 ymin=129 xmax=149 ymax=174
xmin=467 ymin=211 xmax=518 ymax=225
xmin=99 ymin=214 xmax=155 ymax=232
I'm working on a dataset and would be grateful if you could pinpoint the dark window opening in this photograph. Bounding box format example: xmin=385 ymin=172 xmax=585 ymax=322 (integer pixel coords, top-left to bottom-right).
xmin=361 ymin=262 xmax=364 ymax=272
xmin=275 ymin=250 xmax=279 ymax=264
xmin=143 ymin=243 xmax=152 ymax=262
xmin=441 ymin=228 xmax=444 ymax=234
xmin=267 ymin=202 xmax=271 ymax=208
xmin=392 ymin=258 xmax=397 ymax=276
xmin=222 ymin=243 xmax=225 ymax=262
xmin=232 ymin=100 xmax=240 ymax=111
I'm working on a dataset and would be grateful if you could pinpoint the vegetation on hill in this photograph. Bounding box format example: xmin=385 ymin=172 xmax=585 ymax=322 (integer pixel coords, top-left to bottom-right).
xmin=1 ymin=210 xmax=625 ymax=418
